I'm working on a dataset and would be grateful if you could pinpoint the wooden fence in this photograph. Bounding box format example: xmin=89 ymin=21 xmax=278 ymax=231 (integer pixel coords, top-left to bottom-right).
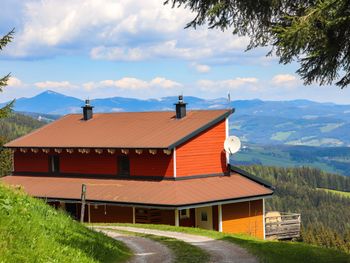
xmin=265 ymin=212 xmax=301 ymax=240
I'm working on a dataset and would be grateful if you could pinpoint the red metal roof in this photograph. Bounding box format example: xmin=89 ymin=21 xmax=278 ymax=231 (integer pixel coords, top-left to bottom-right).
xmin=1 ymin=173 xmax=273 ymax=208
xmin=5 ymin=109 xmax=232 ymax=149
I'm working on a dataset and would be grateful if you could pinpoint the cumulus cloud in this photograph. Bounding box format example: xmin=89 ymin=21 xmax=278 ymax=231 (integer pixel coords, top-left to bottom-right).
xmin=4 ymin=0 xmax=252 ymax=63
xmin=191 ymin=63 xmax=211 ymax=73
xmin=7 ymin=0 xmax=193 ymax=57
xmin=271 ymin=74 xmax=298 ymax=87
xmin=34 ymin=81 xmax=77 ymax=89
xmin=90 ymin=40 xmax=213 ymax=61
xmin=84 ymin=77 xmax=182 ymax=91
xmin=198 ymin=77 xmax=259 ymax=92
xmin=7 ymin=77 xmax=23 ymax=87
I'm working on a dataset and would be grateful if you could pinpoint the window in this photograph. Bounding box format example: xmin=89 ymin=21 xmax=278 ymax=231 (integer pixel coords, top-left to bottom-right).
xmin=180 ymin=209 xmax=190 ymax=219
xmin=50 ymin=155 xmax=60 ymax=173
xmin=201 ymin=211 xmax=208 ymax=221
xmin=118 ymin=156 xmax=130 ymax=176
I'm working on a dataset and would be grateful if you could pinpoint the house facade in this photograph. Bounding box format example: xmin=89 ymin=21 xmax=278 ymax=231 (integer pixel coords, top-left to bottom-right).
xmin=1 ymin=97 xmax=273 ymax=239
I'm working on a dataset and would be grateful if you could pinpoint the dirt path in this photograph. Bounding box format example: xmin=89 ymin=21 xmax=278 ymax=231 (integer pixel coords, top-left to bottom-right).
xmin=96 ymin=229 xmax=173 ymax=263
xmin=94 ymin=226 xmax=258 ymax=263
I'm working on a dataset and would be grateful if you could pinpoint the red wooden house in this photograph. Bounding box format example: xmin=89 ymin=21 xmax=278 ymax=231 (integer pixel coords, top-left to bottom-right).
xmin=1 ymin=97 xmax=273 ymax=239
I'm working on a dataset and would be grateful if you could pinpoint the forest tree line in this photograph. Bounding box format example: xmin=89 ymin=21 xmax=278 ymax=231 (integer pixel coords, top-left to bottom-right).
xmin=0 ymin=113 xmax=45 ymax=177
xmin=242 ymin=165 xmax=350 ymax=253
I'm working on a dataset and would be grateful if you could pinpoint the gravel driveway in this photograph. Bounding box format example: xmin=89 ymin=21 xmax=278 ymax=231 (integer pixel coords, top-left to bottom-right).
xmin=97 ymin=229 xmax=173 ymax=263
xmin=94 ymin=226 xmax=258 ymax=263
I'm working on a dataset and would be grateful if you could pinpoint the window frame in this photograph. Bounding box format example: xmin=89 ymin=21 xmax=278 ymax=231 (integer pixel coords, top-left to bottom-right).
xmin=180 ymin=209 xmax=190 ymax=219
xmin=49 ymin=155 xmax=60 ymax=173
xmin=118 ymin=155 xmax=130 ymax=176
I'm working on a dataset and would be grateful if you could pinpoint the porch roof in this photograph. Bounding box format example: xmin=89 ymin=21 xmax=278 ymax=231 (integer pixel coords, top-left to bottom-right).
xmin=1 ymin=173 xmax=273 ymax=208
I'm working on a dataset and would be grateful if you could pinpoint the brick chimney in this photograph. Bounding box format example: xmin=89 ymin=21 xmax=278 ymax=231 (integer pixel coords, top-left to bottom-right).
xmin=175 ymin=95 xmax=187 ymax=119
xmin=82 ymin=99 xmax=93 ymax=121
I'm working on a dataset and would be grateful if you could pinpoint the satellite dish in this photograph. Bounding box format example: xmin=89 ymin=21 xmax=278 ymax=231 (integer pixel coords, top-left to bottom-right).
xmin=224 ymin=136 xmax=241 ymax=154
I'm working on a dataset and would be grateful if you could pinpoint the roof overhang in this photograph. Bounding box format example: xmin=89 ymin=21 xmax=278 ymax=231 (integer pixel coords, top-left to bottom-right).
xmin=42 ymin=192 xmax=273 ymax=210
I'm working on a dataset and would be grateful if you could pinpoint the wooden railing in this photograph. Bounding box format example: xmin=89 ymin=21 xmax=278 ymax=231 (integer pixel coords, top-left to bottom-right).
xmin=265 ymin=212 xmax=301 ymax=240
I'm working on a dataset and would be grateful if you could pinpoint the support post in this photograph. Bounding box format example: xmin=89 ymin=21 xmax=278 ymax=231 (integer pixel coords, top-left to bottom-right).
xmin=262 ymin=198 xmax=266 ymax=240
xmin=175 ymin=209 xmax=179 ymax=227
xmin=218 ymin=204 xmax=223 ymax=232
xmin=88 ymin=203 xmax=91 ymax=223
xmin=133 ymin=207 xmax=136 ymax=224
xmin=80 ymin=184 xmax=86 ymax=223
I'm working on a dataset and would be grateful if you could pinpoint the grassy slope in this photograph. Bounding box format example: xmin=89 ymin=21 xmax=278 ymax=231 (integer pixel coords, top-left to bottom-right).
xmin=317 ymin=188 xmax=350 ymax=198
xmin=0 ymin=184 xmax=131 ymax=263
xmin=99 ymin=223 xmax=350 ymax=263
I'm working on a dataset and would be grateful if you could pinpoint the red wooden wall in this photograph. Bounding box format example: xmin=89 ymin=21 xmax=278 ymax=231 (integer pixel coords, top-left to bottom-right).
xmin=13 ymin=119 xmax=226 ymax=178
xmin=176 ymin=119 xmax=227 ymax=177
xmin=60 ymin=152 xmax=117 ymax=175
xmin=14 ymin=152 xmax=49 ymax=173
xmin=13 ymin=150 xmax=173 ymax=177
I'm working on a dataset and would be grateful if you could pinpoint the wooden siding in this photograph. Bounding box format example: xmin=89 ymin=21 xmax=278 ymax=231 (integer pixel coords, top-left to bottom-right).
xmin=130 ymin=151 xmax=173 ymax=177
xmin=212 ymin=205 xmax=219 ymax=231
xmin=14 ymin=151 xmax=49 ymax=173
xmin=135 ymin=208 xmax=175 ymax=225
xmin=89 ymin=205 xmax=133 ymax=223
xmin=222 ymin=200 xmax=264 ymax=239
xmin=60 ymin=152 xmax=117 ymax=175
xmin=179 ymin=208 xmax=195 ymax=227
xmin=176 ymin=120 xmax=226 ymax=177
xmin=13 ymin=150 xmax=174 ymax=177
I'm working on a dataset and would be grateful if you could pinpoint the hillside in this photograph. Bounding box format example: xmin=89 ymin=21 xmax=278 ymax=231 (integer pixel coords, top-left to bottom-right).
xmin=0 ymin=183 xmax=131 ymax=262
xmin=233 ymin=144 xmax=350 ymax=176
xmin=0 ymin=113 xmax=46 ymax=141
xmin=241 ymin=165 xmax=350 ymax=253
xmin=0 ymin=113 xmax=46 ymax=177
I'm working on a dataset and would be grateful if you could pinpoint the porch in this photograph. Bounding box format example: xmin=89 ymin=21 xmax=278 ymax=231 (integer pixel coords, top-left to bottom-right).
xmin=49 ymin=198 xmax=266 ymax=239
xmin=265 ymin=211 xmax=301 ymax=240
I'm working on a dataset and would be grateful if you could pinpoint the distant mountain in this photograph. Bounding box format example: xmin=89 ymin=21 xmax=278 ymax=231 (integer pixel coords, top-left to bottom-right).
xmin=2 ymin=90 xmax=350 ymax=147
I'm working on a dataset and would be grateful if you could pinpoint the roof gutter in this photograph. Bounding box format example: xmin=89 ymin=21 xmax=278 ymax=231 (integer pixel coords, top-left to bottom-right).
xmin=39 ymin=192 xmax=273 ymax=210
xmin=231 ymin=166 xmax=274 ymax=190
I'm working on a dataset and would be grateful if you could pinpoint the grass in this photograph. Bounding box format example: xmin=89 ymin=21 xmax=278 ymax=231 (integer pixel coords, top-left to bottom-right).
xmin=96 ymin=223 xmax=350 ymax=263
xmin=0 ymin=183 xmax=132 ymax=263
xmin=317 ymin=188 xmax=350 ymax=198
xmin=108 ymin=229 xmax=209 ymax=263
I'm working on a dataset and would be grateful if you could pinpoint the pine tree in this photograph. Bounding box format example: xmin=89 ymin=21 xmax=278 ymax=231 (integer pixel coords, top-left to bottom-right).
xmin=166 ymin=0 xmax=350 ymax=88
xmin=0 ymin=29 xmax=15 ymax=177
xmin=0 ymin=29 xmax=15 ymax=118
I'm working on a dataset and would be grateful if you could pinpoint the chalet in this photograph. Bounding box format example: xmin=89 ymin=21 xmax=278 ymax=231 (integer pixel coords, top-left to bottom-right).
xmin=1 ymin=96 xmax=273 ymax=239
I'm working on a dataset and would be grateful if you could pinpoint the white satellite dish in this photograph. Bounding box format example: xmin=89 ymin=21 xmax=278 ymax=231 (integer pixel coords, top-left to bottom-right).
xmin=224 ymin=136 xmax=241 ymax=154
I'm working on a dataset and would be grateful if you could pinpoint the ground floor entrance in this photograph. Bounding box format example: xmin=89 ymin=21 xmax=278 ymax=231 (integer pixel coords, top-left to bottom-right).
xmin=195 ymin=206 xmax=213 ymax=230
xmin=47 ymin=199 xmax=265 ymax=239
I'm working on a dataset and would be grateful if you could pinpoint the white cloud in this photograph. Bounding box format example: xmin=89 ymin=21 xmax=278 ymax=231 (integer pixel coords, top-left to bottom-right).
xmin=34 ymin=81 xmax=77 ymax=89
xmin=7 ymin=77 xmax=23 ymax=87
xmin=7 ymin=0 xmax=193 ymax=57
xmin=94 ymin=77 xmax=182 ymax=90
xmin=191 ymin=63 xmax=211 ymax=73
xmin=4 ymin=0 xmax=253 ymax=64
xmin=150 ymin=77 xmax=181 ymax=89
xmin=271 ymin=74 xmax=298 ymax=87
xmin=198 ymin=77 xmax=259 ymax=92
xmin=90 ymin=40 xmax=213 ymax=61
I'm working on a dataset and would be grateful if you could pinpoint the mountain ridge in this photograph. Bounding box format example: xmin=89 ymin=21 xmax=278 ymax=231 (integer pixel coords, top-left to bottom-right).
xmin=2 ymin=90 xmax=350 ymax=147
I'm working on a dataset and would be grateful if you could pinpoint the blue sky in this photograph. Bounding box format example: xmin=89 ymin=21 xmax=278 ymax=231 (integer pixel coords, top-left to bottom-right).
xmin=0 ymin=0 xmax=349 ymax=104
